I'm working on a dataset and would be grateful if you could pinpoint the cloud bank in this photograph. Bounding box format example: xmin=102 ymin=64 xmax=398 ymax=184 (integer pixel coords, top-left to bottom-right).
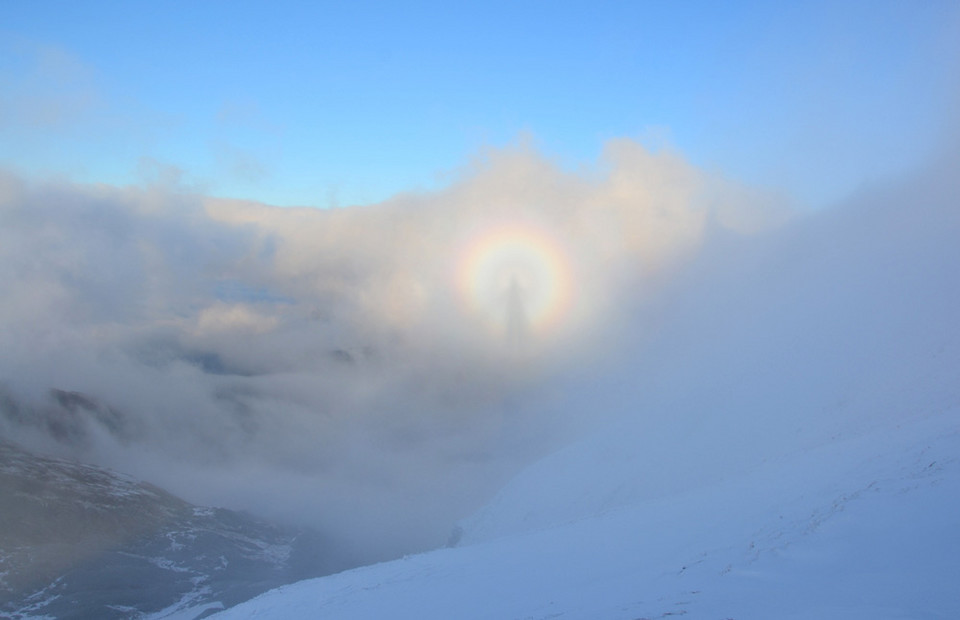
xmin=0 ymin=139 xmax=788 ymax=564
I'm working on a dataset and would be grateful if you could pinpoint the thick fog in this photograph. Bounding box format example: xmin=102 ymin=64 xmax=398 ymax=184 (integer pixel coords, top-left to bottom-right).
xmin=2 ymin=134 xmax=956 ymax=567
xmin=0 ymin=140 xmax=789 ymax=564
xmin=457 ymin=137 xmax=960 ymax=542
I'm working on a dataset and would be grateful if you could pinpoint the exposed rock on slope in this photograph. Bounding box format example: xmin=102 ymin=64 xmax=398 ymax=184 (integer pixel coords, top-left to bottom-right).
xmin=0 ymin=441 xmax=331 ymax=619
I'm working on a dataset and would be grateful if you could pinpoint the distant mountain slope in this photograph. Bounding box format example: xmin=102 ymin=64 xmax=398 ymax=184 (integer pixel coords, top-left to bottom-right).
xmin=0 ymin=441 xmax=331 ymax=620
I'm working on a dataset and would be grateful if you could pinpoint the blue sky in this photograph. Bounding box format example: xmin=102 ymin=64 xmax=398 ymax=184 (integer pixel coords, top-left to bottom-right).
xmin=2 ymin=0 xmax=957 ymax=208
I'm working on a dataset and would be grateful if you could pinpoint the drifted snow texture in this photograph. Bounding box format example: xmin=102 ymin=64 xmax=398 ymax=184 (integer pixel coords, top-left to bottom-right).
xmin=215 ymin=410 xmax=960 ymax=620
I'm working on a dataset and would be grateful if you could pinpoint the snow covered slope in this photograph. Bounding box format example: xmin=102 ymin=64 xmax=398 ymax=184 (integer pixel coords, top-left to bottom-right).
xmin=213 ymin=165 xmax=960 ymax=618
xmin=214 ymin=407 xmax=960 ymax=619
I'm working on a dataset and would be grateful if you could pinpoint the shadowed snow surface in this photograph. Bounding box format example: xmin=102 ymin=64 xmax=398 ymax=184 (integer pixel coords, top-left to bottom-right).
xmin=214 ymin=409 xmax=960 ymax=619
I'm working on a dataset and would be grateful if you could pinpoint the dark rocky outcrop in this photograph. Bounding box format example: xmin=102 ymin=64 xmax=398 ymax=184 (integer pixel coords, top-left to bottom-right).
xmin=0 ymin=441 xmax=333 ymax=619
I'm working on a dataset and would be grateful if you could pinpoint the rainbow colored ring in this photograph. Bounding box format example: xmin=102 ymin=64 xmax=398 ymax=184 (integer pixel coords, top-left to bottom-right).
xmin=456 ymin=222 xmax=574 ymax=336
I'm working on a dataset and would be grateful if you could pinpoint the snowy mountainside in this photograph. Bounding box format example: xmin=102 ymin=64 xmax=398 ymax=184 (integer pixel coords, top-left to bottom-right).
xmin=213 ymin=406 xmax=960 ymax=619
xmin=0 ymin=441 xmax=332 ymax=620
xmin=213 ymin=170 xmax=960 ymax=618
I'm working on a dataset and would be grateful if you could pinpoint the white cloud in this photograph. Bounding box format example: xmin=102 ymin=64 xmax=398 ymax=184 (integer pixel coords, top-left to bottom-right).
xmin=0 ymin=139 xmax=789 ymax=565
